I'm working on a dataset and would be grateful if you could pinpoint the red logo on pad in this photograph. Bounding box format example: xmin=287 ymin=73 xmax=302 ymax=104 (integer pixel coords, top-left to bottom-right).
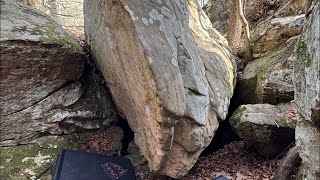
xmin=101 ymin=163 xmax=127 ymax=179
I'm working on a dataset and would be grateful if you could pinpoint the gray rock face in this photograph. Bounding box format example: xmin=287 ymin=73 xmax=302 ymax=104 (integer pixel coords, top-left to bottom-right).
xmin=294 ymin=2 xmax=320 ymax=179
xmin=237 ymin=37 xmax=297 ymax=105
xmin=230 ymin=103 xmax=297 ymax=157
xmin=295 ymin=121 xmax=320 ymax=180
xmin=84 ymin=0 xmax=236 ymax=177
xmin=294 ymin=2 xmax=320 ymax=126
xmin=203 ymin=0 xmax=231 ymax=35
xmin=24 ymin=0 xmax=84 ymax=33
xmin=0 ymin=1 xmax=117 ymax=146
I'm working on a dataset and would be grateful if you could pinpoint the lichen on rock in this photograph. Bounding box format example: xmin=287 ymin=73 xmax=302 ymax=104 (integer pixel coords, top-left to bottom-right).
xmin=0 ymin=134 xmax=80 ymax=180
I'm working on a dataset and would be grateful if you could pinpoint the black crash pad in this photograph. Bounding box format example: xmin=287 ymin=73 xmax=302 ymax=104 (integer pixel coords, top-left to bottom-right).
xmin=52 ymin=150 xmax=136 ymax=180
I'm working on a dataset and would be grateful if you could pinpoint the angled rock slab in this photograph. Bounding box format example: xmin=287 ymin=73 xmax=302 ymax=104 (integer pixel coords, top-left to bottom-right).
xmin=84 ymin=0 xmax=236 ymax=177
xmin=294 ymin=2 xmax=320 ymax=179
xmin=251 ymin=14 xmax=305 ymax=56
xmin=0 ymin=1 xmax=117 ymax=146
xmin=230 ymin=103 xmax=297 ymax=157
xmin=237 ymin=37 xmax=297 ymax=105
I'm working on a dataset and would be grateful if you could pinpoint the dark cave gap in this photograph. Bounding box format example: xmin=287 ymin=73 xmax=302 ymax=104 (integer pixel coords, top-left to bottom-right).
xmin=201 ymin=120 xmax=241 ymax=156
xmin=116 ymin=117 xmax=134 ymax=156
xmin=201 ymin=83 xmax=244 ymax=156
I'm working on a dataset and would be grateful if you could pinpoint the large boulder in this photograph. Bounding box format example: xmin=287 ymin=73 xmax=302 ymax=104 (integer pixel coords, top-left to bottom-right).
xmin=294 ymin=1 xmax=320 ymax=179
xmin=203 ymin=0 xmax=304 ymax=59
xmin=229 ymin=103 xmax=297 ymax=157
xmin=236 ymin=37 xmax=297 ymax=105
xmin=84 ymin=0 xmax=236 ymax=177
xmin=248 ymin=0 xmax=305 ymax=57
xmin=0 ymin=1 xmax=117 ymax=146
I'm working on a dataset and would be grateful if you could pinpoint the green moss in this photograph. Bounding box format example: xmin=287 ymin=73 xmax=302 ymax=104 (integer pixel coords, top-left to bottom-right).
xmin=36 ymin=22 xmax=83 ymax=53
xmin=234 ymin=106 xmax=247 ymax=117
xmin=0 ymin=145 xmax=54 ymax=179
xmin=230 ymin=106 xmax=247 ymax=128
xmin=275 ymin=117 xmax=296 ymax=129
xmin=256 ymin=66 xmax=269 ymax=81
xmin=0 ymin=134 xmax=81 ymax=180
xmin=296 ymin=40 xmax=313 ymax=68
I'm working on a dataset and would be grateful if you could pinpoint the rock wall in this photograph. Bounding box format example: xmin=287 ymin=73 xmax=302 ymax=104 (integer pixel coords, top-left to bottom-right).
xmin=84 ymin=0 xmax=236 ymax=178
xmin=0 ymin=0 xmax=117 ymax=146
xmin=294 ymin=1 xmax=320 ymax=179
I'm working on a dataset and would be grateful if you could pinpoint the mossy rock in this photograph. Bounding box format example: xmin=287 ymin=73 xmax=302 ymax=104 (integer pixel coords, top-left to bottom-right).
xmin=229 ymin=103 xmax=297 ymax=157
xmin=1 ymin=0 xmax=83 ymax=53
xmin=237 ymin=37 xmax=297 ymax=105
xmin=0 ymin=134 xmax=80 ymax=180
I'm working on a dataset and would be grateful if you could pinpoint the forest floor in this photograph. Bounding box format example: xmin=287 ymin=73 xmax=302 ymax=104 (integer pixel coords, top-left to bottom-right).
xmin=135 ymin=141 xmax=287 ymax=180
xmin=75 ymin=129 xmax=285 ymax=180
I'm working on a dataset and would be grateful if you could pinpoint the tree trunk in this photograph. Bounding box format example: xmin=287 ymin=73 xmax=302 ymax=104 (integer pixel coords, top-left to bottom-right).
xmin=227 ymin=0 xmax=242 ymax=52
xmin=227 ymin=0 xmax=252 ymax=63
xmin=238 ymin=0 xmax=252 ymax=63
